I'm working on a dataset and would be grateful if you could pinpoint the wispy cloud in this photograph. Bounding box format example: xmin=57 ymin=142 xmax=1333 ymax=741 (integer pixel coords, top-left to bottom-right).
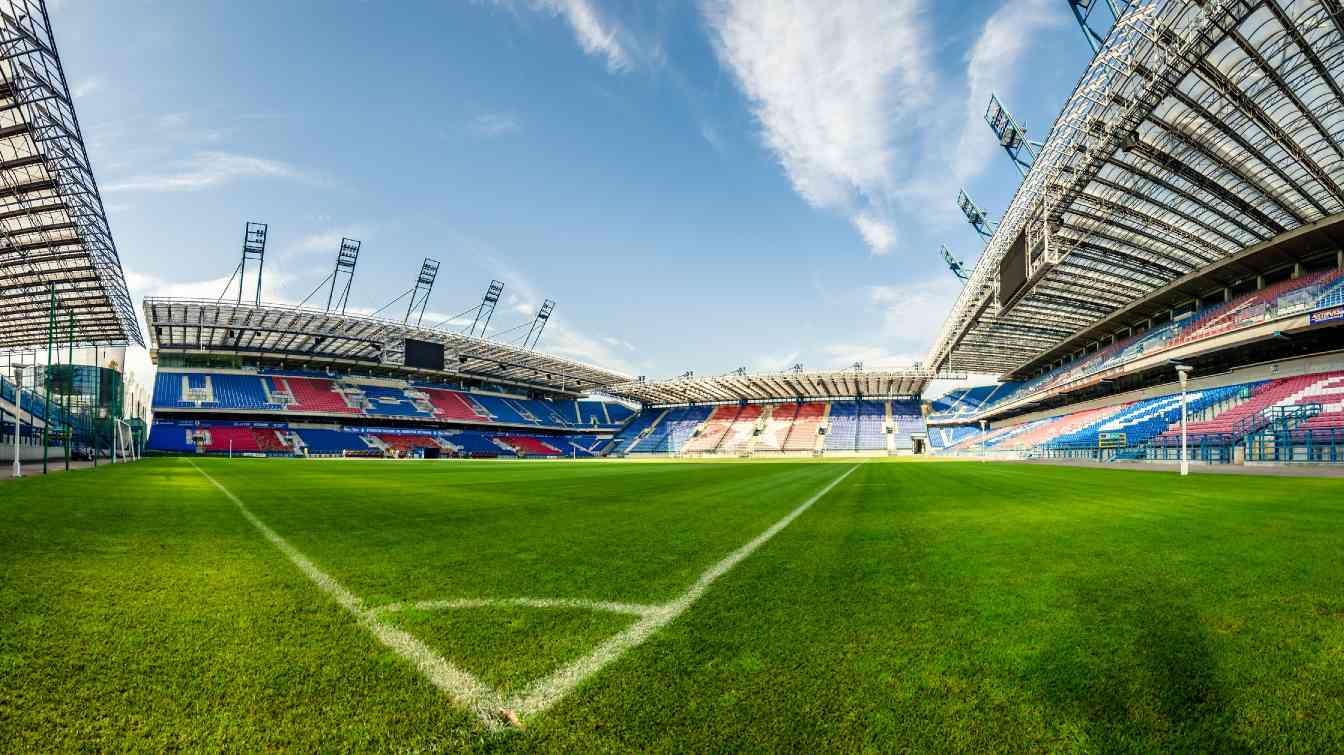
xmin=104 ymin=151 xmax=305 ymax=193
xmin=493 ymin=0 xmax=634 ymax=72
xmin=952 ymin=0 xmax=1062 ymax=181
xmin=822 ymin=275 xmax=964 ymax=369
xmin=72 ymin=77 xmax=101 ymax=98
xmin=469 ymin=111 xmax=522 ymax=137
xmin=701 ymin=0 xmax=933 ymax=256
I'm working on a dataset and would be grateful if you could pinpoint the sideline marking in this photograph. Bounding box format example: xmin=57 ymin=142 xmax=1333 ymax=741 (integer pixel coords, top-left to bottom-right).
xmin=192 ymin=460 xmax=858 ymax=727
xmin=190 ymin=461 xmax=507 ymax=728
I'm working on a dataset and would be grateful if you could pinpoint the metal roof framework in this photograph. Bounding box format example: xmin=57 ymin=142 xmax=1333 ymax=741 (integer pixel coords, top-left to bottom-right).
xmin=142 ymin=298 xmax=630 ymax=395
xmin=607 ymin=369 xmax=943 ymax=407
xmin=0 ymin=0 xmax=140 ymax=349
xmin=928 ymin=0 xmax=1344 ymax=376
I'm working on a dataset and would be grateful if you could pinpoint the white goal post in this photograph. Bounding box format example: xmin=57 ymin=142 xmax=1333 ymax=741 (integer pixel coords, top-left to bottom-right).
xmin=112 ymin=418 xmax=139 ymax=463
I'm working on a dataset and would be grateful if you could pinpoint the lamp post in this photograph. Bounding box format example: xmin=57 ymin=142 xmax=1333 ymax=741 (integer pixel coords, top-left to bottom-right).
xmin=979 ymin=419 xmax=988 ymax=461
xmin=1175 ymin=364 xmax=1193 ymax=476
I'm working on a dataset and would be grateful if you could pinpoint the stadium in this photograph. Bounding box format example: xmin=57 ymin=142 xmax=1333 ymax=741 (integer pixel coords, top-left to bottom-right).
xmin=5 ymin=0 xmax=1344 ymax=751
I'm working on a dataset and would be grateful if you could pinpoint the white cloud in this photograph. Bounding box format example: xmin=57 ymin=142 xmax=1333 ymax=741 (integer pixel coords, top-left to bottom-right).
xmin=851 ymin=213 xmax=897 ymax=255
xmin=820 ymin=275 xmax=964 ymax=370
xmin=72 ymin=77 xmax=101 ymax=98
xmin=285 ymin=227 xmax=372 ymax=258
xmin=702 ymin=0 xmax=932 ymax=255
xmin=495 ymin=0 xmax=633 ymax=72
xmin=951 ymin=0 xmax=1062 ymax=181
xmin=104 ymin=152 xmax=304 ymax=193
xmin=469 ymin=112 xmax=521 ymax=137
xmin=750 ymin=350 xmax=800 ymax=373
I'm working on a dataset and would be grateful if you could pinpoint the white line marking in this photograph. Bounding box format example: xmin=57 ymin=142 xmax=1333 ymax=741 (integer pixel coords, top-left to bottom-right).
xmin=190 ymin=461 xmax=508 ymax=728
xmin=371 ymin=597 xmax=658 ymax=619
xmin=192 ymin=460 xmax=858 ymax=728
xmin=502 ymin=464 xmax=859 ymax=718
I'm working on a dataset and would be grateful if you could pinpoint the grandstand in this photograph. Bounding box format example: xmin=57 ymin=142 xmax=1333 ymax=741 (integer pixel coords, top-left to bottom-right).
xmin=0 ymin=0 xmax=146 ymax=472
xmin=924 ymin=0 xmax=1344 ymax=467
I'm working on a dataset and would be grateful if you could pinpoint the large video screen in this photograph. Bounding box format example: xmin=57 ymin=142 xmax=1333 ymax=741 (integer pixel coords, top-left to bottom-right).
xmin=998 ymin=228 xmax=1028 ymax=308
xmin=404 ymin=338 xmax=445 ymax=371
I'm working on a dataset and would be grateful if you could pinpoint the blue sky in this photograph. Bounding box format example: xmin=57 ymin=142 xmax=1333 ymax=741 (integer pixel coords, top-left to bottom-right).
xmin=56 ymin=0 xmax=1094 ymax=384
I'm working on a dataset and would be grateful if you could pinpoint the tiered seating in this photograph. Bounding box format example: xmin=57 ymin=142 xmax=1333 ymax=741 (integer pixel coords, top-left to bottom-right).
xmin=928 ymin=425 xmax=980 ymax=449
xmin=153 ymin=374 xmax=194 ymax=408
xmin=890 ymin=400 xmax=924 ymax=450
xmin=204 ymin=426 xmax=260 ymax=453
xmin=295 ymin=429 xmax=370 ymax=454
xmin=1157 ymin=372 xmax=1344 ymax=442
xmin=286 ymin=377 xmax=360 ymax=414
xmin=211 ymin=374 xmax=283 ymax=410
xmin=783 ymin=402 xmax=826 ymax=451
xmin=718 ymin=404 xmax=764 ymax=453
xmin=422 ymin=387 xmax=493 ymax=422
xmin=360 ymin=385 xmax=431 ymax=417
xmin=445 ymin=431 xmax=504 ymax=456
xmin=374 ymin=433 xmax=441 ymax=454
xmin=251 ymin=428 xmax=289 ymax=452
xmin=975 ymin=269 xmax=1344 ymax=416
xmin=683 ymin=405 xmax=741 ymax=453
xmin=473 ymin=395 xmax=530 ymax=425
xmin=824 ymin=402 xmax=860 ymax=450
xmin=611 ymin=409 xmax=663 ymax=452
xmin=856 ymin=400 xmax=887 ymax=451
xmin=576 ymin=401 xmax=608 ymax=426
xmin=498 ymin=435 xmax=563 ymax=456
xmin=754 ymin=404 xmax=797 ymax=451
xmin=633 ymin=405 xmax=713 ymax=453
xmin=1316 ymin=275 xmax=1344 ymax=309
xmin=606 ymin=403 xmax=635 ymax=425
xmin=992 ymin=405 xmax=1127 ymax=451
xmin=185 ymin=374 xmax=214 ymax=406
xmin=1050 ymin=387 xmax=1242 ymax=449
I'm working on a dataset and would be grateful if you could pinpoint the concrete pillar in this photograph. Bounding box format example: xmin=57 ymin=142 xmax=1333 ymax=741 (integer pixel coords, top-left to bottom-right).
xmin=1337 ymin=249 xmax=1342 ymax=269
xmin=1224 ymin=288 xmax=1232 ymax=302
xmin=1293 ymin=262 xmax=1304 ymax=278
xmin=1256 ymin=275 xmax=1265 ymax=290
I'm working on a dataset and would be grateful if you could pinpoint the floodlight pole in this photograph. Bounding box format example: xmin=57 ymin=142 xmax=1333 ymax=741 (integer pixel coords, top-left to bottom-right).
xmin=1176 ymin=365 xmax=1193 ymax=477
xmin=12 ymin=366 xmax=23 ymax=478
xmin=979 ymin=419 xmax=987 ymax=461
xmin=64 ymin=310 xmax=73 ymax=472
xmin=42 ymin=285 xmax=53 ymax=475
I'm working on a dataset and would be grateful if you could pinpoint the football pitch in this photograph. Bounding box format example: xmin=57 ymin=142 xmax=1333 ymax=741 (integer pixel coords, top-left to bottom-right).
xmin=3 ymin=458 xmax=1344 ymax=751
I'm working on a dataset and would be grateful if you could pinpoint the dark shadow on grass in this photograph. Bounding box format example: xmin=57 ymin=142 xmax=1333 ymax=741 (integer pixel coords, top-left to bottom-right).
xmin=1029 ymin=576 xmax=1249 ymax=753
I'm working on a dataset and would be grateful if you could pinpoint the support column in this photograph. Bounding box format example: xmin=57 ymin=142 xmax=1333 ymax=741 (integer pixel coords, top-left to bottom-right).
xmin=64 ymin=309 xmax=73 ymax=472
xmin=41 ymin=286 xmax=53 ymax=474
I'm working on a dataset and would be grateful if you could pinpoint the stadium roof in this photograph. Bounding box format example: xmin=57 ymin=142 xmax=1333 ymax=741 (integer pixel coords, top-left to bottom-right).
xmin=607 ymin=368 xmax=939 ymax=406
xmin=928 ymin=0 xmax=1344 ymax=376
xmin=143 ymin=298 xmax=631 ymax=395
xmin=0 ymin=1 xmax=140 ymax=349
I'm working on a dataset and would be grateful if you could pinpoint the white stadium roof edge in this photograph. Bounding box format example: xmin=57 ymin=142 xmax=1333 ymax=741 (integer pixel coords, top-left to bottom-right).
xmin=928 ymin=0 xmax=1344 ymax=377
xmin=0 ymin=1 xmax=141 ymax=350
xmin=605 ymin=368 xmax=952 ymax=407
xmin=143 ymin=298 xmax=633 ymax=396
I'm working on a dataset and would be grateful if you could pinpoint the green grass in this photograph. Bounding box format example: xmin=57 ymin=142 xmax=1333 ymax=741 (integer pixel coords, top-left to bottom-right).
xmin=3 ymin=457 xmax=1344 ymax=751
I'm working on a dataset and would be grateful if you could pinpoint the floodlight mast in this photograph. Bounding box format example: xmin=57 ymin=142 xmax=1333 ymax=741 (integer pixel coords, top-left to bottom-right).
xmin=327 ymin=238 xmax=361 ymax=314
xmin=1068 ymin=0 xmax=1137 ymax=54
xmin=239 ymin=222 xmax=267 ymax=305
xmin=524 ymin=299 xmax=555 ymax=350
xmin=468 ymin=280 xmax=504 ymax=338
xmin=940 ymin=245 xmax=969 ymax=281
xmin=404 ymin=258 xmax=439 ymax=327
xmin=956 ymin=189 xmax=998 ymax=242
xmin=984 ymin=94 xmax=1042 ymax=177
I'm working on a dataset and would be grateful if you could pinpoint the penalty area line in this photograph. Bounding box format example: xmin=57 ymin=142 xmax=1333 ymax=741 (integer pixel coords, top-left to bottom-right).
xmin=189 ymin=461 xmax=508 ymax=729
xmin=502 ymin=463 xmax=860 ymax=719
